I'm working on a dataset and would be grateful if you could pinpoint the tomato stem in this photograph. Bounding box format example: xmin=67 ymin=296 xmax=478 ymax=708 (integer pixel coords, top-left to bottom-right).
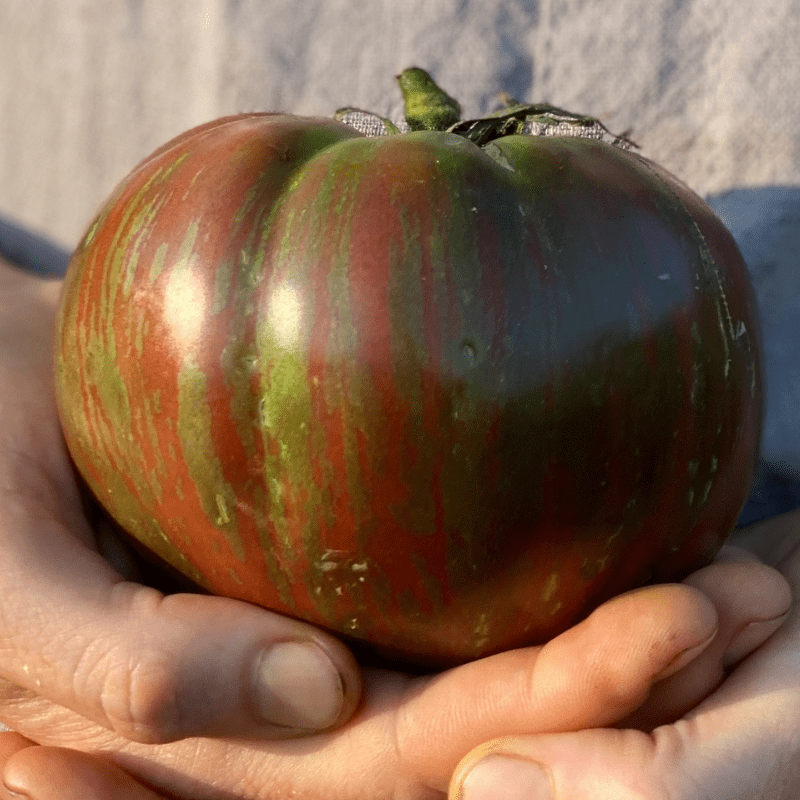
xmin=396 ymin=67 xmax=462 ymax=131
xmin=336 ymin=68 xmax=636 ymax=149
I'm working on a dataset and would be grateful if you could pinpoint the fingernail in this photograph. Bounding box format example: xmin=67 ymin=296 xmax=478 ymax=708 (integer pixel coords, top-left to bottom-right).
xmin=723 ymin=610 xmax=791 ymax=669
xmin=254 ymin=641 xmax=344 ymax=730
xmin=461 ymin=754 xmax=552 ymax=800
xmin=653 ymin=627 xmax=717 ymax=682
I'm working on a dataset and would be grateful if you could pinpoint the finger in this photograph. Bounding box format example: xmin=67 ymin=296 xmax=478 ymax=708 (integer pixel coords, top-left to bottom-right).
xmin=450 ymin=644 xmax=799 ymax=800
xmin=702 ymin=545 xmax=791 ymax=668
xmin=450 ymin=728 xmax=662 ymax=800
xmin=0 ymin=673 xmax=398 ymax=800
xmin=698 ymin=558 xmax=791 ymax=669
xmin=452 ymin=561 xmax=800 ymax=800
xmin=624 ymin=556 xmax=791 ymax=728
xmin=395 ymin=582 xmax=718 ymax=789
xmin=3 ymin=747 xmax=166 ymax=800
xmin=0 ymin=511 xmax=361 ymax=743
xmin=0 ymin=732 xmax=37 ymax=800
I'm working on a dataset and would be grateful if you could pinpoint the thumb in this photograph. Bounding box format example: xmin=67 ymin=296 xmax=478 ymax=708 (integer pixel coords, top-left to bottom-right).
xmin=449 ymin=596 xmax=800 ymax=800
xmin=396 ymin=582 xmax=718 ymax=790
xmin=0 ymin=515 xmax=361 ymax=744
xmin=449 ymin=727 xmax=667 ymax=800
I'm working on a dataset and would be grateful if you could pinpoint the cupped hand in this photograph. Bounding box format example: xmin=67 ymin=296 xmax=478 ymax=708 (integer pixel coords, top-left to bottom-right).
xmin=450 ymin=510 xmax=800 ymax=800
xmin=0 ymin=538 xmax=790 ymax=799
xmin=0 ymin=259 xmax=792 ymax=799
xmin=0 ymin=257 xmax=363 ymax=743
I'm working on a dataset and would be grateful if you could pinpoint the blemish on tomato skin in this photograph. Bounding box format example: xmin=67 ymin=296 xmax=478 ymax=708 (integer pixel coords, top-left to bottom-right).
xmin=542 ymin=572 xmax=559 ymax=603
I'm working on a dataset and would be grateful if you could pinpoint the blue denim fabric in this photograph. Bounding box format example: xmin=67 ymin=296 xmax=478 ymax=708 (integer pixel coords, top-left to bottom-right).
xmin=0 ymin=215 xmax=70 ymax=278
xmin=738 ymin=461 xmax=800 ymax=527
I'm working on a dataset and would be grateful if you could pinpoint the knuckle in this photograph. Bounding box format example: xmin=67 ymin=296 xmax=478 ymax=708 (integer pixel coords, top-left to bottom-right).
xmin=576 ymin=617 xmax=652 ymax=713
xmin=587 ymin=662 xmax=645 ymax=716
xmin=591 ymin=728 xmax=677 ymax=800
xmin=650 ymin=721 xmax=701 ymax=800
xmin=90 ymin=585 xmax=199 ymax=744
xmin=99 ymin=646 xmax=184 ymax=744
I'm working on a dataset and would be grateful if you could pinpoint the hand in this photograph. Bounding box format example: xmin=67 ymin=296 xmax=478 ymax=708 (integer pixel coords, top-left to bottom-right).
xmin=0 ymin=542 xmax=789 ymax=799
xmin=449 ymin=510 xmax=800 ymax=800
xmin=0 ymin=256 xmax=363 ymax=745
xmin=0 ymin=258 xmax=791 ymax=799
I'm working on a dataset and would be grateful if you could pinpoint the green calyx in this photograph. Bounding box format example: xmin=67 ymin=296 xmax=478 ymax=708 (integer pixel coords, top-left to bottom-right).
xmin=334 ymin=67 xmax=635 ymax=149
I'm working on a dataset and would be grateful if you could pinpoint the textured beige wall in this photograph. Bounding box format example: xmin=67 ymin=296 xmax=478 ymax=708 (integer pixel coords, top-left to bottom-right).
xmin=1 ymin=0 xmax=799 ymax=250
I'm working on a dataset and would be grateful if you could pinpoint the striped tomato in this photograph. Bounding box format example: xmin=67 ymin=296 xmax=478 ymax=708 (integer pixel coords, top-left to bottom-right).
xmin=54 ymin=70 xmax=762 ymax=669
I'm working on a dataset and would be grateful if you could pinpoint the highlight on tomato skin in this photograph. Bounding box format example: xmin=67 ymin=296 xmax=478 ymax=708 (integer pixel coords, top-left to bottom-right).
xmin=53 ymin=69 xmax=763 ymax=670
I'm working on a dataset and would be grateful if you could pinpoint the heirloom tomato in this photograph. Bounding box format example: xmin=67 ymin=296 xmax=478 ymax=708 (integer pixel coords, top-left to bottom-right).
xmin=55 ymin=69 xmax=762 ymax=668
